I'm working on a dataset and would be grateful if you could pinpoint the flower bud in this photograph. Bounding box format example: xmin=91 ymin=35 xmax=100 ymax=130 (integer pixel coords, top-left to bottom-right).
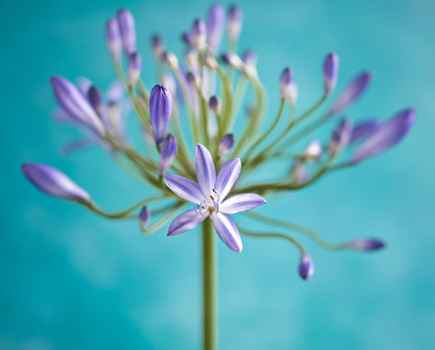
xmin=159 ymin=134 xmax=177 ymax=171
xmin=22 ymin=163 xmax=90 ymax=203
xmin=206 ymin=3 xmax=225 ymax=52
xmin=328 ymin=71 xmax=371 ymax=116
xmin=116 ymin=9 xmax=136 ymax=55
xmin=290 ymin=160 xmax=308 ymax=184
xmin=161 ymin=74 xmax=176 ymax=98
xmin=227 ymin=4 xmax=242 ymax=43
xmin=181 ymin=31 xmax=192 ymax=47
xmin=50 ymin=76 xmax=105 ymax=136
xmin=342 ymin=239 xmax=386 ymax=252
xmin=128 ymin=52 xmax=141 ymax=86
xmin=219 ymin=134 xmax=234 ymax=155
xmin=220 ymin=52 xmax=243 ymax=69
xmin=139 ymin=206 xmax=150 ymax=226
xmin=161 ymin=51 xmax=179 ymax=69
xmin=350 ymin=119 xmax=381 ymax=144
xmin=303 ymin=140 xmax=322 ymax=160
xmin=150 ymin=33 xmax=163 ymax=56
xmin=323 ymin=52 xmax=339 ymax=96
xmin=209 ymin=95 xmax=220 ymax=114
xmin=280 ymin=68 xmax=298 ymax=104
xmin=87 ymin=85 xmax=102 ymax=115
xmin=329 ymin=118 xmax=353 ymax=156
xmin=191 ymin=18 xmax=207 ymax=50
xmin=150 ymin=85 xmax=172 ymax=145
xmin=298 ymin=253 xmax=314 ymax=280
xmin=242 ymin=49 xmax=257 ymax=77
xmin=204 ymin=55 xmax=219 ymax=70
xmin=105 ymin=18 xmax=122 ymax=62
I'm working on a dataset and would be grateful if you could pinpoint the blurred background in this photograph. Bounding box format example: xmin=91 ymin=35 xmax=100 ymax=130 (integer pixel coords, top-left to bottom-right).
xmin=2 ymin=0 xmax=435 ymax=349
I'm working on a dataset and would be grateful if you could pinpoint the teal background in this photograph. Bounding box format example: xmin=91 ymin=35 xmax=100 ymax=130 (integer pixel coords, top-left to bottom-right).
xmin=2 ymin=0 xmax=435 ymax=349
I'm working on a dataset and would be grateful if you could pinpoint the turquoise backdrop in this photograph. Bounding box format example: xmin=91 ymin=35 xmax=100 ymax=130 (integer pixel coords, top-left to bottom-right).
xmin=2 ymin=0 xmax=435 ymax=349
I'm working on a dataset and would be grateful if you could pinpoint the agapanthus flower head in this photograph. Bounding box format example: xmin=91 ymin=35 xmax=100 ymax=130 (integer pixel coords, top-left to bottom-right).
xmin=149 ymin=84 xmax=172 ymax=146
xmin=128 ymin=52 xmax=142 ymax=86
xmin=280 ymin=67 xmax=298 ymax=104
xmin=139 ymin=206 xmax=150 ymax=226
xmin=329 ymin=118 xmax=353 ymax=156
xmin=50 ymin=76 xmax=105 ymax=137
xmin=328 ymin=71 xmax=371 ymax=116
xmin=22 ymin=163 xmax=90 ymax=203
xmin=105 ymin=18 xmax=122 ymax=61
xmin=298 ymin=254 xmax=314 ymax=280
xmin=219 ymin=134 xmax=234 ymax=156
xmin=164 ymin=144 xmax=266 ymax=252
xmin=159 ymin=134 xmax=177 ymax=172
xmin=116 ymin=8 xmax=136 ymax=55
xmin=351 ymin=108 xmax=415 ymax=164
xmin=342 ymin=239 xmax=386 ymax=252
xmin=323 ymin=52 xmax=339 ymax=96
xmin=206 ymin=3 xmax=225 ymax=52
xmin=227 ymin=4 xmax=242 ymax=43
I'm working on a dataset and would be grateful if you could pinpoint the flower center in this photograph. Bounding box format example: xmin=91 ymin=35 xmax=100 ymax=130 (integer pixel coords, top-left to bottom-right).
xmin=198 ymin=189 xmax=220 ymax=216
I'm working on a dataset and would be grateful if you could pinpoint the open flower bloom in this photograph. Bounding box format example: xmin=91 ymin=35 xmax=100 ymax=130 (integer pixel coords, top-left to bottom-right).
xmin=164 ymin=144 xmax=266 ymax=252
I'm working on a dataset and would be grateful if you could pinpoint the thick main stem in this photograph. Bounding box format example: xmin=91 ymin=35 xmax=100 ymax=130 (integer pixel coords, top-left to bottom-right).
xmin=202 ymin=219 xmax=217 ymax=350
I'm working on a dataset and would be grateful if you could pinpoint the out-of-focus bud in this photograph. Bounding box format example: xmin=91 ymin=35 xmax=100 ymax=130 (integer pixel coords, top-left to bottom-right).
xmin=290 ymin=160 xmax=308 ymax=184
xmin=298 ymin=253 xmax=314 ymax=281
xmin=204 ymin=55 xmax=219 ymax=70
xmin=22 ymin=163 xmax=91 ymax=203
xmin=350 ymin=119 xmax=381 ymax=144
xmin=219 ymin=134 xmax=234 ymax=156
xmin=161 ymin=74 xmax=177 ymax=98
xmin=185 ymin=71 xmax=199 ymax=87
xmin=280 ymin=67 xmax=298 ymax=104
xmin=116 ymin=9 xmax=136 ymax=55
xmin=341 ymin=239 xmax=386 ymax=252
xmin=227 ymin=4 xmax=242 ymax=44
xmin=208 ymin=95 xmax=220 ymax=114
xmin=207 ymin=3 xmax=225 ymax=52
xmin=329 ymin=118 xmax=353 ymax=156
xmin=150 ymin=33 xmax=164 ymax=57
xmin=128 ymin=52 xmax=142 ymax=86
xmin=303 ymin=140 xmax=322 ymax=160
xmin=181 ymin=31 xmax=192 ymax=47
xmin=328 ymin=71 xmax=371 ymax=116
xmin=159 ymin=134 xmax=177 ymax=171
xmin=87 ymin=85 xmax=102 ymax=115
xmin=242 ymin=49 xmax=257 ymax=77
xmin=186 ymin=50 xmax=200 ymax=72
xmin=220 ymin=52 xmax=243 ymax=69
xmin=161 ymin=51 xmax=179 ymax=70
xmin=150 ymin=85 xmax=172 ymax=145
xmin=323 ymin=52 xmax=339 ymax=96
xmin=50 ymin=76 xmax=105 ymax=136
xmin=139 ymin=206 xmax=150 ymax=226
xmin=191 ymin=18 xmax=207 ymax=50
xmin=105 ymin=18 xmax=122 ymax=62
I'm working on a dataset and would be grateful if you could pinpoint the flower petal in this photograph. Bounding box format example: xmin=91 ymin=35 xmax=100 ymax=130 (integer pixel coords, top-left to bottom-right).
xmin=215 ymin=158 xmax=241 ymax=200
xmin=211 ymin=213 xmax=243 ymax=252
xmin=164 ymin=174 xmax=203 ymax=204
xmin=195 ymin=144 xmax=216 ymax=196
xmin=168 ymin=208 xmax=206 ymax=236
xmin=220 ymin=193 xmax=266 ymax=214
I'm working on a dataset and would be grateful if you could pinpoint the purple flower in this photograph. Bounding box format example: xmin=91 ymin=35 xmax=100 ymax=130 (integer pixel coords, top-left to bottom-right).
xmin=220 ymin=52 xmax=243 ymax=69
xmin=298 ymin=253 xmax=314 ymax=280
xmin=164 ymin=144 xmax=266 ymax=252
xmin=209 ymin=95 xmax=220 ymax=113
xmin=219 ymin=134 xmax=234 ymax=155
xmin=191 ymin=18 xmax=207 ymax=50
xmin=329 ymin=118 xmax=353 ymax=156
xmin=50 ymin=76 xmax=105 ymax=136
xmin=116 ymin=9 xmax=136 ymax=55
xmin=87 ymin=85 xmax=102 ymax=115
xmin=149 ymin=85 xmax=172 ymax=146
xmin=206 ymin=3 xmax=225 ymax=52
xmin=328 ymin=71 xmax=371 ymax=116
xmin=350 ymin=119 xmax=381 ymax=144
xmin=280 ymin=67 xmax=298 ymax=104
xmin=323 ymin=52 xmax=339 ymax=96
xmin=227 ymin=4 xmax=242 ymax=42
xmin=351 ymin=108 xmax=415 ymax=164
xmin=105 ymin=18 xmax=122 ymax=61
xmin=341 ymin=239 xmax=386 ymax=252
xmin=159 ymin=134 xmax=177 ymax=172
xmin=139 ymin=206 xmax=150 ymax=226
xmin=22 ymin=163 xmax=90 ymax=203
xmin=128 ymin=52 xmax=141 ymax=86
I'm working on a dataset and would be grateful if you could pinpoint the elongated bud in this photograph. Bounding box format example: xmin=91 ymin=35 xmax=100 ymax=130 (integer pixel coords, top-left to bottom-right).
xmin=181 ymin=31 xmax=192 ymax=47
xmin=329 ymin=118 xmax=353 ymax=156
xmin=159 ymin=134 xmax=177 ymax=171
xmin=242 ymin=49 xmax=257 ymax=77
xmin=219 ymin=134 xmax=234 ymax=155
xmin=150 ymin=33 xmax=164 ymax=56
xmin=22 ymin=163 xmax=90 ymax=203
xmin=280 ymin=67 xmax=298 ymax=104
xmin=191 ymin=18 xmax=207 ymax=50
xmin=161 ymin=51 xmax=179 ymax=69
xmin=209 ymin=95 xmax=220 ymax=114
xmin=128 ymin=52 xmax=141 ymax=86
xmin=351 ymin=108 xmax=415 ymax=164
xmin=161 ymin=74 xmax=176 ymax=97
xmin=298 ymin=253 xmax=314 ymax=280
xmin=207 ymin=3 xmax=225 ymax=52
xmin=323 ymin=52 xmax=339 ymax=96
xmin=105 ymin=18 xmax=122 ymax=62
xmin=116 ymin=9 xmax=136 ymax=55
xmin=50 ymin=76 xmax=105 ymax=136
xmin=303 ymin=140 xmax=322 ymax=160
xmin=227 ymin=4 xmax=242 ymax=43
xmin=350 ymin=119 xmax=381 ymax=144
xmin=87 ymin=85 xmax=102 ymax=115
xmin=139 ymin=206 xmax=150 ymax=226
xmin=341 ymin=239 xmax=386 ymax=252
xmin=150 ymin=85 xmax=172 ymax=145
xmin=328 ymin=71 xmax=371 ymax=116
xmin=220 ymin=52 xmax=243 ymax=69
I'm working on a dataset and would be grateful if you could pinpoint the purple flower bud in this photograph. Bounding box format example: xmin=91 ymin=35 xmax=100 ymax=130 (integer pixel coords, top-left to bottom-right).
xmin=351 ymin=108 xmax=415 ymax=164
xmin=128 ymin=52 xmax=141 ymax=86
xmin=350 ymin=119 xmax=381 ymax=144
xmin=105 ymin=18 xmax=122 ymax=61
xmin=116 ymin=9 xmax=136 ymax=55
xmin=219 ymin=134 xmax=234 ymax=155
xmin=328 ymin=71 xmax=371 ymax=116
xmin=159 ymin=134 xmax=177 ymax=171
xmin=150 ymin=33 xmax=163 ymax=56
xmin=242 ymin=49 xmax=257 ymax=67
xmin=207 ymin=3 xmax=225 ymax=52
xmin=280 ymin=68 xmax=298 ymax=103
xmin=87 ymin=85 xmax=101 ymax=115
xmin=329 ymin=118 xmax=353 ymax=155
xmin=149 ymin=85 xmax=172 ymax=145
xmin=181 ymin=31 xmax=192 ymax=47
xmin=191 ymin=18 xmax=207 ymax=50
xmin=323 ymin=52 xmax=339 ymax=96
xmin=161 ymin=74 xmax=176 ymax=97
xmin=22 ymin=163 xmax=90 ymax=203
xmin=342 ymin=239 xmax=386 ymax=252
xmin=50 ymin=76 xmax=105 ymax=136
xmin=220 ymin=52 xmax=243 ymax=68
xmin=160 ymin=51 xmax=179 ymax=69
xmin=298 ymin=254 xmax=314 ymax=281
xmin=209 ymin=95 xmax=220 ymax=113
xmin=139 ymin=206 xmax=150 ymax=226
xmin=227 ymin=4 xmax=242 ymax=42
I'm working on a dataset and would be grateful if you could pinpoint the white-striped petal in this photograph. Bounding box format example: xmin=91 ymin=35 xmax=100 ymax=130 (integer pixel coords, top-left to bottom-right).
xmin=211 ymin=212 xmax=243 ymax=252
xmin=195 ymin=144 xmax=216 ymax=196
xmin=164 ymin=174 xmax=203 ymax=204
xmin=215 ymin=158 xmax=241 ymax=200
xmin=168 ymin=208 xmax=206 ymax=236
xmin=220 ymin=193 xmax=266 ymax=214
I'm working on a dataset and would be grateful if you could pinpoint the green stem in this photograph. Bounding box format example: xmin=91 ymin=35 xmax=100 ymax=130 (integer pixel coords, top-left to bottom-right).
xmin=202 ymin=219 xmax=217 ymax=350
